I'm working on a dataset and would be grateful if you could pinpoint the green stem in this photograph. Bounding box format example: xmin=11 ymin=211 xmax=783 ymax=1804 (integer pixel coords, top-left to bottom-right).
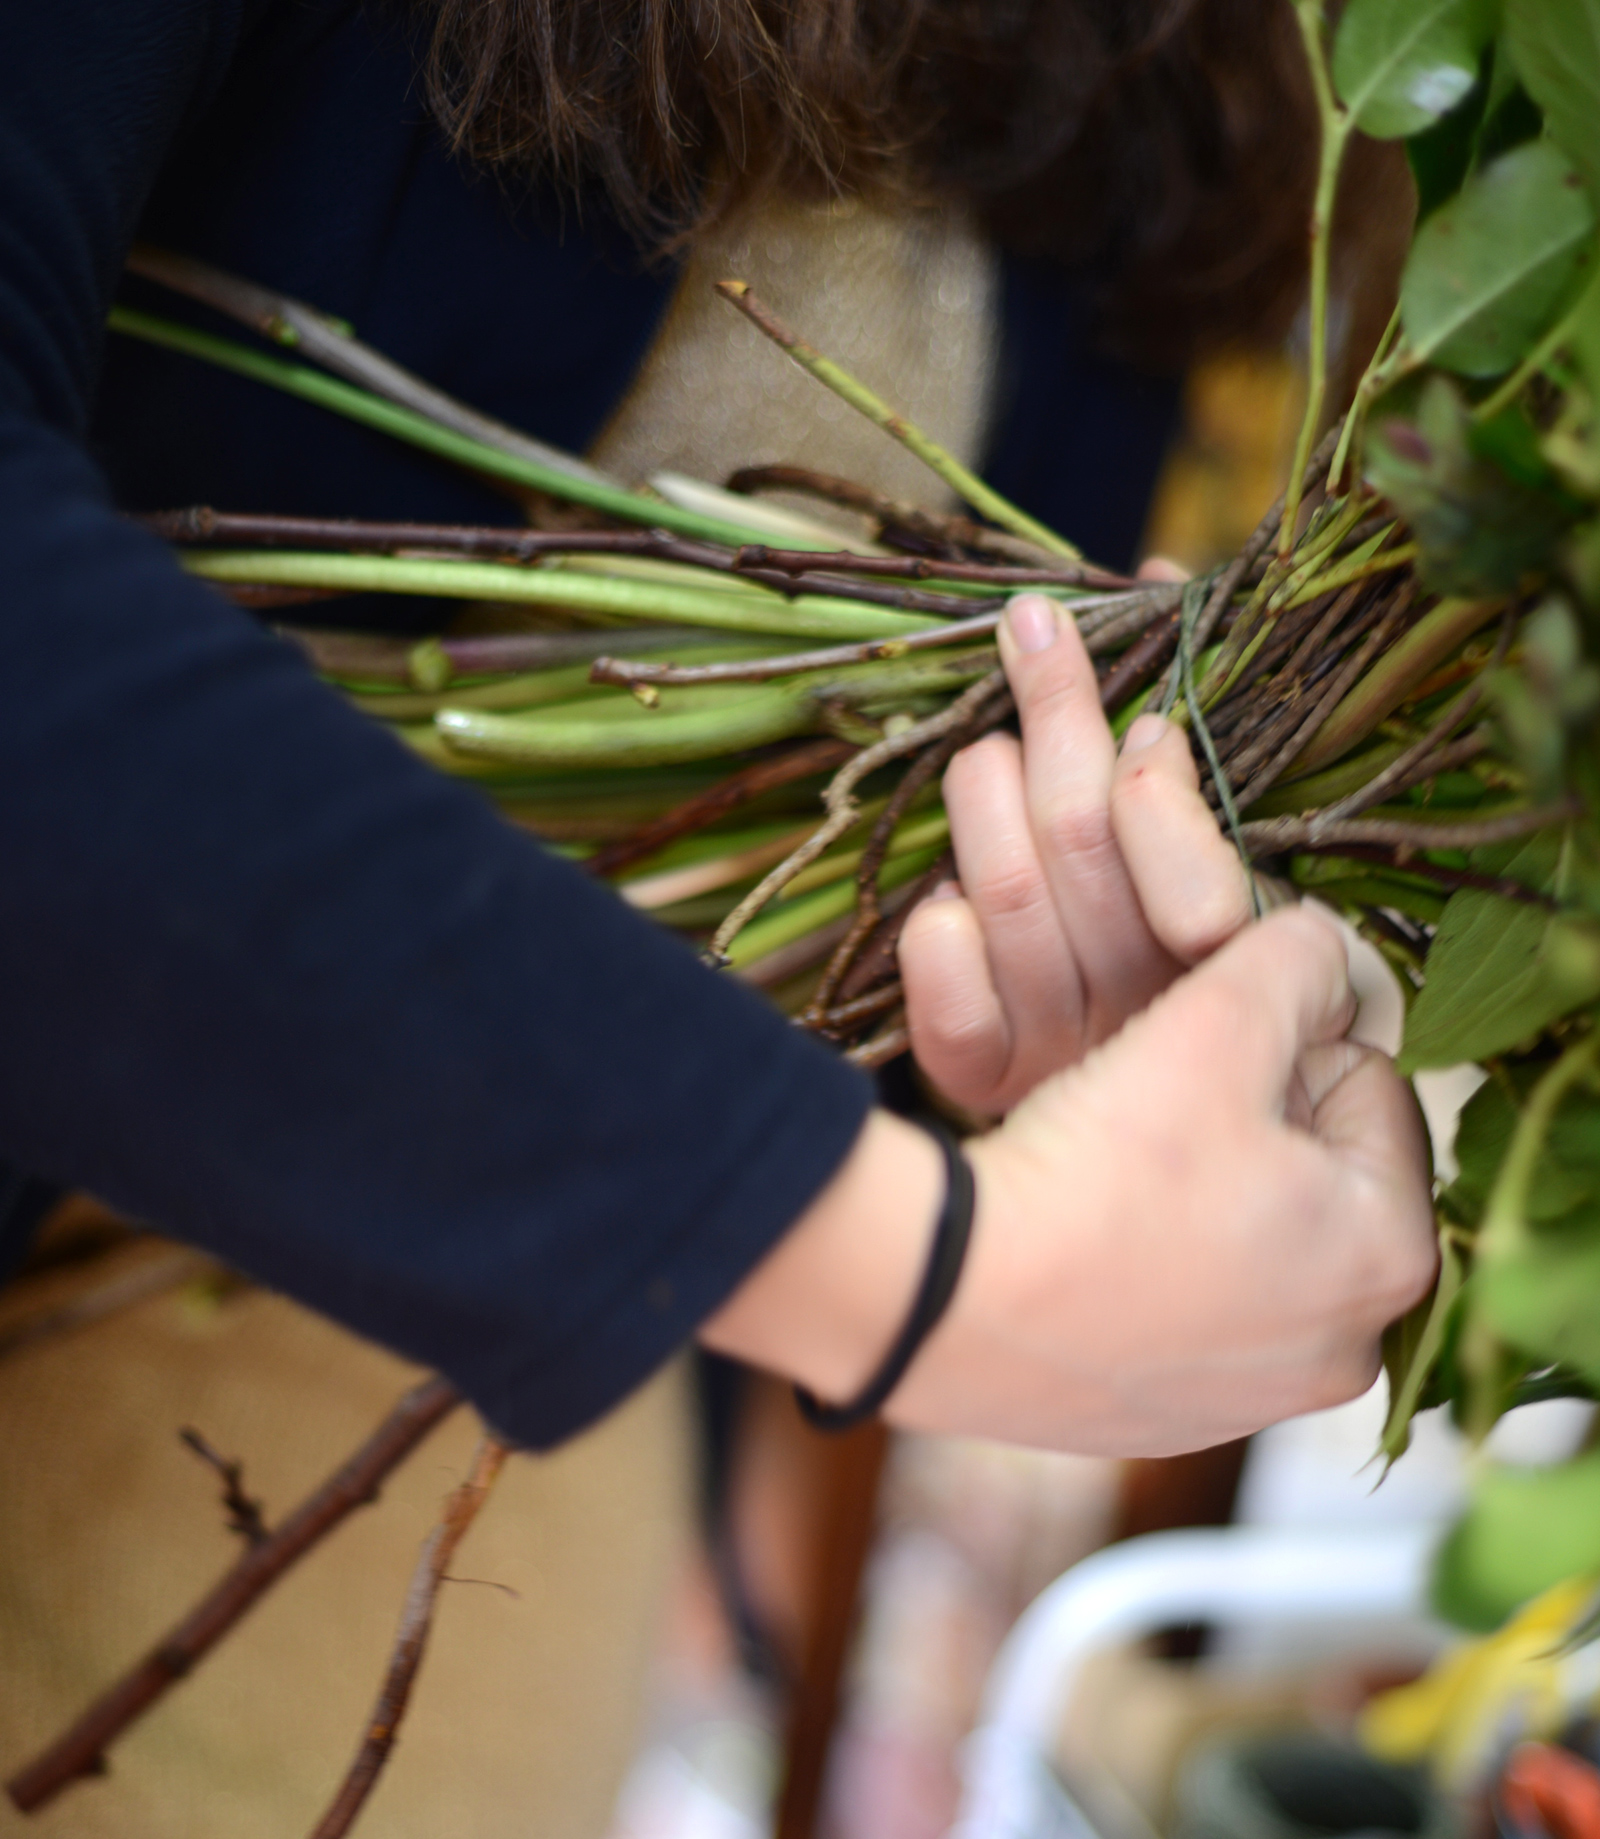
xmin=110 ymin=306 xmax=790 ymax=551
xmin=1280 ymin=1 xmax=1351 ymax=556
xmin=181 ymin=549 xmax=936 ymax=641
xmin=715 ymin=282 xmax=1080 ymax=560
xmin=1281 ymin=539 xmax=1417 ymax=609
xmin=434 ymin=653 xmax=991 ymax=770
xmin=1471 ymin=268 xmax=1600 ymax=424
xmin=1329 ymin=306 xmax=1407 ymax=491
xmin=1289 ymin=596 xmax=1504 ymax=776
xmin=727 ymin=843 xmax=946 ymax=969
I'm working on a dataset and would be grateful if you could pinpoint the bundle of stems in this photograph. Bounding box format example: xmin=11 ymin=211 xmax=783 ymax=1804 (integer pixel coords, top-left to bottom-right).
xmin=123 ymin=252 xmax=1551 ymax=1072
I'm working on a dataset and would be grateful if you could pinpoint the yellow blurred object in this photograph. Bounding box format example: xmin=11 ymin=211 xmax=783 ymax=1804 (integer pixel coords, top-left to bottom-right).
xmin=1360 ymin=1576 xmax=1600 ymax=1791
xmin=1141 ymin=349 xmax=1302 ymax=575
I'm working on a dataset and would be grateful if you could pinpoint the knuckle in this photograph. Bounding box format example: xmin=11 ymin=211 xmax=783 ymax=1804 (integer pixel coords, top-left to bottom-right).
xmin=972 ymin=852 xmax=1051 ymax=923
xmin=1036 ymin=796 xmax=1118 ymax=875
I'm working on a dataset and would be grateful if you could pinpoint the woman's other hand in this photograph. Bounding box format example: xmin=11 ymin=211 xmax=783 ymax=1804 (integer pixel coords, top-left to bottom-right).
xmin=899 ymin=583 xmax=1253 ymax=1115
xmin=704 ymin=907 xmax=1438 ymax=1457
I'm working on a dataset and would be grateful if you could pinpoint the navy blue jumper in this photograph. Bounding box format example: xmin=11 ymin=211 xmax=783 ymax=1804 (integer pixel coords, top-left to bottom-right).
xmin=0 ymin=0 xmax=1177 ymax=1445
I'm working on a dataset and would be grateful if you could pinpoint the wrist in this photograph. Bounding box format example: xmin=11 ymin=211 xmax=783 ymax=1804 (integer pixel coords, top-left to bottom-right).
xmin=698 ymin=1108 xmax=944 ymax=1402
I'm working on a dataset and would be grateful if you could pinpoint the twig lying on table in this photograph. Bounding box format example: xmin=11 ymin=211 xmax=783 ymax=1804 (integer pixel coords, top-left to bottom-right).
xmin=0 ymin=1246 xmax=214 ymax=1367
xmin=179 ymin=1427 xmax=270 ymax=1547
xmin=6 ymin=1374 xmax=462 ymax=1815
xmin=308 ymin=1435 xmax=511 ymax=1839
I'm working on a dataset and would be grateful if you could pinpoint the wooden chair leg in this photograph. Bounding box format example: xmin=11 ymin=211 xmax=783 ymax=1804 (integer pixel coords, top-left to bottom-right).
xmin=773 ymin=1415 xmax=890 ymax=1839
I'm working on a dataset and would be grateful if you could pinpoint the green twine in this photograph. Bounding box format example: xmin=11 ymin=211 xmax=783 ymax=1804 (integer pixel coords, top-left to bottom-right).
xmin=1164 ymin=576 xmax=1262 ymax=919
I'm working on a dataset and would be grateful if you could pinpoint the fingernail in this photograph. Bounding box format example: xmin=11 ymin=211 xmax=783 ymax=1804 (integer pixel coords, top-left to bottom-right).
xmin=1121 ymin=712 xmax=1168 ymax=754
xmin=925 ymin=879 xmax=963 ymax=904
xmin=1005 ymin=594 xmax=1058 ymax=654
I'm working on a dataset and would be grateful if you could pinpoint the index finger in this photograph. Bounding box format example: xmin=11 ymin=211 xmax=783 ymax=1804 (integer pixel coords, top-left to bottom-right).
xmin=999 ymin=595 xmax=1177 ymax=1028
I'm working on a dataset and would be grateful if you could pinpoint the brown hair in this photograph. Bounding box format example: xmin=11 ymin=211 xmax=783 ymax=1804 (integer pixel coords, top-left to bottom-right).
xmin=420 ymin=0 xmax=1330 ymax=366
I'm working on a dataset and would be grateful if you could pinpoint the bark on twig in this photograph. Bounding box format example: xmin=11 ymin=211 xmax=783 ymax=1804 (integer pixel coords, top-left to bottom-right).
xmin=6 ymin=1376 xmax=463 ymax=1815
xmin=179 ymin=1428 xmax=270 ymax=1547
xmin=308 ymin=1436 xmax=510 ymax=1839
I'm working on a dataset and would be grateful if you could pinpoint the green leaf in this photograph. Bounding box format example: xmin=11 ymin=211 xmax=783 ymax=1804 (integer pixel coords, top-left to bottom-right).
xmin=1433 ymin=1447 xmax=1600 ymax=1629
xmin=1366 ymin=374 xmax=1582 ymax=593
xmin=1479 ymin=1211 xmax=1600 ymax=1381
xmin=1335 ymin=0 xmax=1500 ymax=138
xmin=1504 ymin=0 xmax=1600 ymax=206
xmin=1400 ymin=138 xmax=1597 ymax=376
xmin=1381 ymin=1231 xmax=1468 ymax=1463
xmin=1406 ymin=56 xmax=1491 ymax=220
xmin=1399 ymin=837 xmax=1600 ymax=1071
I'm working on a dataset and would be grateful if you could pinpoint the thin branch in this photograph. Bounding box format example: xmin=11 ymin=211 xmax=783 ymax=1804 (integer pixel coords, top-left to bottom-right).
xmin=127 ymin=248 xmax=610 ymax=489
xmin=1310 ymin=613 xmax=1513 ymax=829
xmin=179 ymin=1428 xmax=270 ymax=1547
xmin=706 ymin=670 xmax=1009 ymax=963
xmin=1233 ymin=586 xmax=1415 ymax=810
xmin=731 ymin=545 xmax=1134 ymax=590
xmin=814 ymin=981 xmax=907 ymax=1037
xmin=834 ymin=852 xmax=956 ymax=1004
xmin=1096 ymin=609 xmax=1182 ymax=712
xmin=585 ymin=738 xmax=857 ymax=880
xmin=715 ymin=283 xmax=1079 ymax=559
xmin=805 ymin=693 xmax=1011 ymax=1020
xmin=0 ymin=1247 xmax=214 ymax=1367
xmin=308 ymin=1436 xmax=511 ymax=1839
xmin=6 ymin=1375 xmax=463 ymax=1815
xmin=1293 ymin=842 xmax=1557 ymax=907
xmin=845 ymin=1018 xmax=911 ymax=1069
xmin=591 ymin=619 xmax=1001 ymax=686
xmin=726 ymin=464 xmax=1074 ymax=563
xmin=1239 ymin=799 xmax=1581 ymax=857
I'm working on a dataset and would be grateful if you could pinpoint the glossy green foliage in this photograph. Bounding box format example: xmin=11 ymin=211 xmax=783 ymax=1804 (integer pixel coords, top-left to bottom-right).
xmin=1366 ymin=376 xmax=1583 ymax=593
xmin=1334 ymin=0 xmax=1499 ymax=139
xmin=1400 ymin=139 xmax=1596 ymax=376
xmin=1504 ymin=0 xmax=1600 ymax=206
xmin=1433 ymin=1449 xmax=1600 ymax=1630
xmin=1398 ymin=838 xmax=1600 ymax=1070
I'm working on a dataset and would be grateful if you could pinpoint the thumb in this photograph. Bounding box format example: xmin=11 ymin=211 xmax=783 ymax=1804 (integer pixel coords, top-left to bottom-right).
xmin=1164 ymin=905 xmax=1357 ymax=1117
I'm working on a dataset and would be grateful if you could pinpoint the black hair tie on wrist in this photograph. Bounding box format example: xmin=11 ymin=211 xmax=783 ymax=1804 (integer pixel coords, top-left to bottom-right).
xmin=794 ymin=1118 xmax=975 ymax=1434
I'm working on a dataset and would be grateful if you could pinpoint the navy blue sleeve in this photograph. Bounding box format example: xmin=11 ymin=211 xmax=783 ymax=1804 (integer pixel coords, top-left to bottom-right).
xmin=0 ymin=0 xmax=871 ymax=1445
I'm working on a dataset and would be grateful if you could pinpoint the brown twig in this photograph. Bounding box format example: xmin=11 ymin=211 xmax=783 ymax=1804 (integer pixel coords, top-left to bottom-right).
xmin=0 ymin=1247 xmax=214 ymax=1367
xmin=724 ymin=464 xmax=1055 ymax=564
xmin=835 ymin=851 xmax=956 ymax=1004
xmin=1308 ymin=614 xmax=1513 ymax=830
xmin=585 ymin=738 xmax=857 ymax=881
xmin=1238 ymin=799 xmax=1581 ymax=857
xmin=6 ymin=1374 xmax=463 ymax=1814
xmin=1291 ymin=843 xmax=1558 ymax=908
xmin=813 ymin=981 xmax=907 ymax=1037
xmin=308 ymin=1435 xmax=511 ymax=1839
xmin=732 ymin=545 xmax=1134 ymax=591
xmin=844 ymin=1018 xmax=911 ymax=1068
xmin=1232 ymin=586 xmax=1416 ymax=811
xmin=706 ymin=670 xmax=1009 ymax=963
xmin=179 ymin=1428 xmax=270 ymax=1547
xmin=806 ymin=691 xmax=1013 ymax=1021
xmin=591 ymin=620 xmax=1002 ymax=687
xmin=1096 ymin=610 xmax=1181 ymax=712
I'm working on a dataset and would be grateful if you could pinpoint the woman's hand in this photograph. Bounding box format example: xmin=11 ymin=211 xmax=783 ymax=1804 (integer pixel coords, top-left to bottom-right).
xmin=703 ymin=907 xmax=1438 ymax=1457
xmin=899 ymin=589 xmax=1253 ymax=1115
